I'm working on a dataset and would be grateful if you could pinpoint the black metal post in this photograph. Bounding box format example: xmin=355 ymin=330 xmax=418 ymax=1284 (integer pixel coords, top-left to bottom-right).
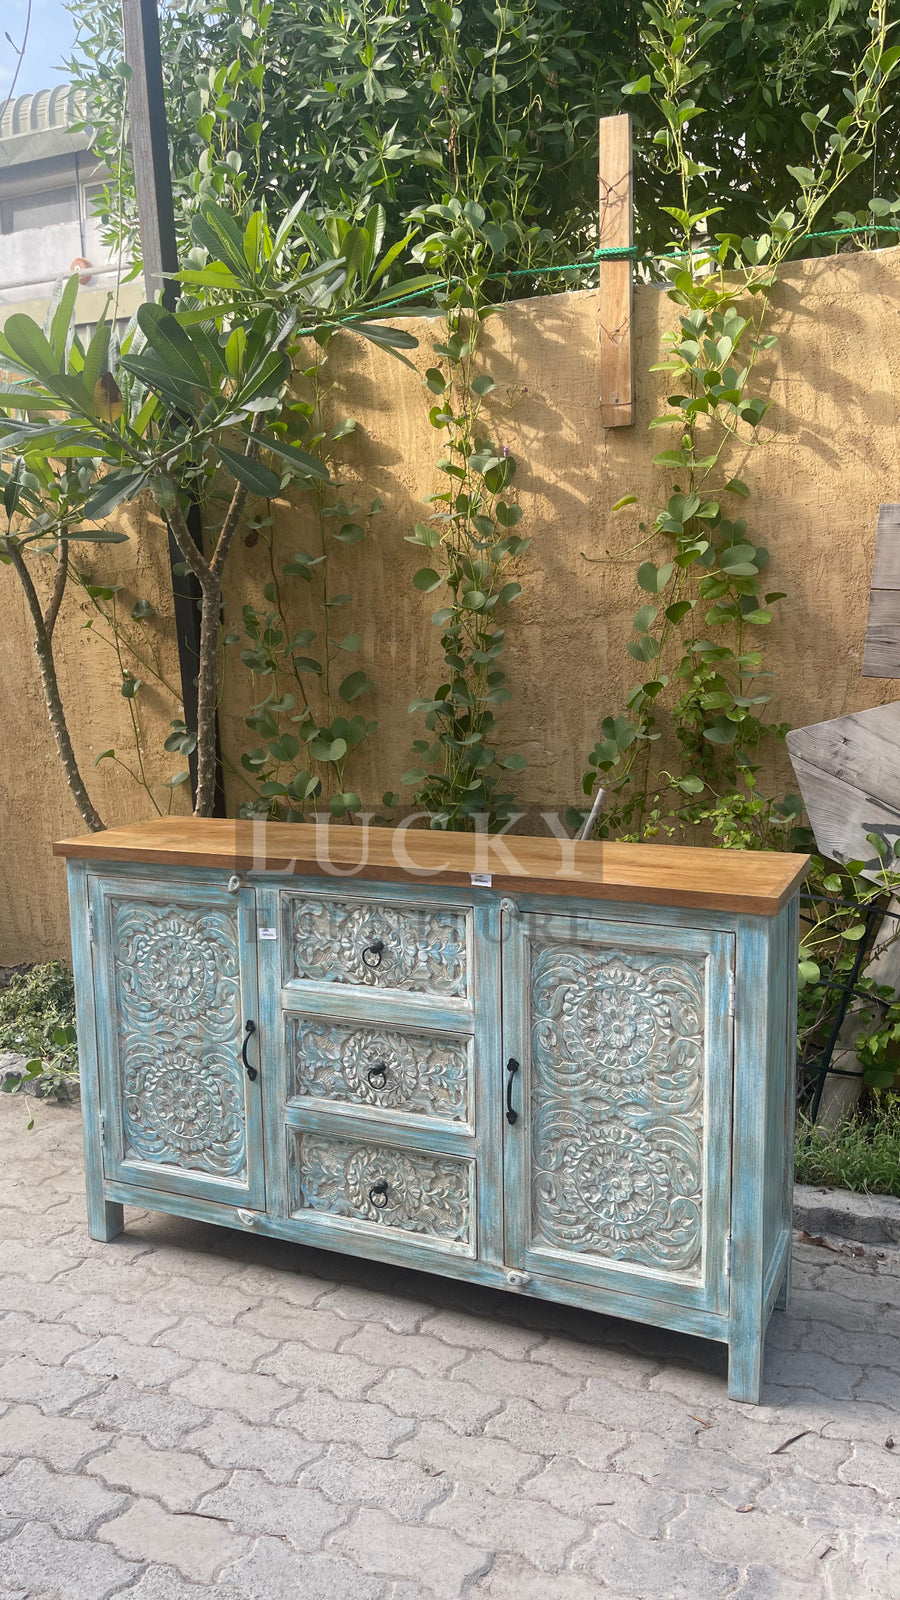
xmin=122 ymin=0 xmax=224 ymax=814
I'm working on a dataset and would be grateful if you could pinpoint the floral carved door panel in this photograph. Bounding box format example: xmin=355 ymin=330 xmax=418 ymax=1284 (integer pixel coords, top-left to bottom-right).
xmin=89 ymin=875 xmax=264 ymax=1209
xmin=502 ymin=910 xmax=733 ymax=1315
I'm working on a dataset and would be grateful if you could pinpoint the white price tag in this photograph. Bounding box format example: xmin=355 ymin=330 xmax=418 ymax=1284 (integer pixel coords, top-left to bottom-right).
xmin=470 ymin=873 xmax=492 ymax=887
xmin=258 ymin=927 xmax=277 ymax=940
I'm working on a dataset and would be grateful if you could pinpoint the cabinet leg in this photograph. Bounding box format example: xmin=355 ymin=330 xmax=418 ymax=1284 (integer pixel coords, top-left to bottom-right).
xmin=87 ymin=1197 xmax=124 ymax=1242
xmin=727 ymin=1331 xmax=764 ymax=1403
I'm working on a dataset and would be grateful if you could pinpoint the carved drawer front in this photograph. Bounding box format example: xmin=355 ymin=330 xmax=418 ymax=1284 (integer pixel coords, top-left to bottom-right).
xmin=284 ymin=895 xmax=470 ymax=998
xmin=290 ymin=1131 xmax=475 ymax=1252
xmin=287 ymin=1017 xmax=472 ymax=1123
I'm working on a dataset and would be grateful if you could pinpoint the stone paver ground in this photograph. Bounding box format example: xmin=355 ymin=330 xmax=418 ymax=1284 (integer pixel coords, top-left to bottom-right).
xmin=0 ymin=1098 xmax=898 ymax=1600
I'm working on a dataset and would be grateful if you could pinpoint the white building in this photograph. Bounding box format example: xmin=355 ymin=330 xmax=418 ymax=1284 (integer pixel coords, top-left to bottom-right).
xmin=0 ymin=86 xmax=141 ymax=328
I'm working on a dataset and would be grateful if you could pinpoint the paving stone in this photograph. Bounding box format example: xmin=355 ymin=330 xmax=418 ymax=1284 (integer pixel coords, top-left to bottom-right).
xmin=469 ymin=1554 xmax=618 ymax=1599
xmin=429 ymin=1480 xmax=586 ymax=1569
xmin=319 ymin=1283 xmax=427 ymax=1333
xmin=257 ymin=1343 xmax=380 ymax=1397
xmin=0 ymin=1458 xmax=124 ymax=1538
xmin=0 ymin=1239 xmax=84 ymax=1282
xmin=0 ymin=1275 xmax=79 ymax=1321
xmin=485 ymin=1397 xmax=627 ymax=1470
xmin=0 ymin=1521 xmax=138 ymax=1599
xmin=730 ymin=1567 xmax=824 ymax=1599
xmin=182 ymin=1415 xmax=324 ymax=1483
xmin=333 ymin=1507 xmax=491 ymax=1598
xmin=839 ymin=1440 xmax=900 ymax=1497
xmin=338 ymin=1324 xmax=468 ymax=1377
xmin=754 ymin=1468 xmax=884 ymax=1530
xmin=169 ymin=1360 xmax=296 ymax=1422
xmin=60 ymin=1294 xmax=179 ymax=1346
xmin=198 ymin=1467 xmax=347 ymax=1549
xmin=672 ymin=1497 xmax=834 ymax=1576
xmin=154 ymin=1315 xmax=279 ymax=1372
xmin=0 ymin=1354 xmax=102 ymax=1413
xmin=0 ymin=1403 xmax=112 ymax=1470
xmin=52 ymin=1260 xmax=163 ymax=1303
xmin=395 ymin=1417 xmax=542 ymax=1496
xmin=69 ymin=1333 xmax=191 ymax=1389
xmin=276 ymin=1391 xmax=414 ymax=1456
xmin=106 ymin=1565 xmax=244 ymax=1600
xmin=524 ymin=1459 xmax=680 ymax=1535
xmin=763 ymin=1346 xmax=864 ymax=1398
xmin=217 ymin=1262 xmax=336 ymax=1305
xmin=696 ymin=1408 xmax=851 ymax=1476
xmin=613 ymin=1437 xmax=767 ymax=1510
xmin=418 ymin=1306 xmax=546 ymax=1359
xmin=851 ymin=1529 xmax=900 ymax=1598
xmin=221 ymin=1533 xmax=385 ymax=1600
xmin=367 ymin=1367 xmax=500 ymax=1434
xmin=451 ymin=1349 xmax=582 ymax=1409
xmin=86 ymin=1441 xmax=228 ymax=1511
xmin=573 ymin=1522 xmax=739 ymax=1599
xmin=237 ymin=1297 xmax=351 ymax=1348
xmin=301 ymin=1441 xmax=449 ymax=1520
xmin=569 ymin=1372 xmax=703 ymax=1443
xmin=72 ymin=1379 xmax=211 ymax=1448
xmin=97 ymin=1498 xmax=249 ymax=1582
xmin=0 ymin=1311 xmax=92 ymax=1364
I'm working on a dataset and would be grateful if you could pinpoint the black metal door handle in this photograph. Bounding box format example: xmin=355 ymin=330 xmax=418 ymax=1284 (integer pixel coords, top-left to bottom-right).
xmin=367 ymin=1063 xmax=388 ymax=1089
xmin=362 ymin=940 xmax=385 ymax=969
xmin=369 ymin=1180 xmax=389 ymax=1209
xmin=506 ymin=1056 xmax=520 ymax=1124
xmin=241 ymin=1020 xmax=258 ymax=1082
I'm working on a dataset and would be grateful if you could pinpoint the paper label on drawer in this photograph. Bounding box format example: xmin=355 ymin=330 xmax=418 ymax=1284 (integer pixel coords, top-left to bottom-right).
xmin=470 ymin=872 xmax=492 ymax=886
xmin=258 ymin=927 xmax=277 ymax=940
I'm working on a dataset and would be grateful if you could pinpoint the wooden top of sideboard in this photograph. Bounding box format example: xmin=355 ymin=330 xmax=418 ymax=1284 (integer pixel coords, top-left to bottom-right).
xmin=54 ymin=819 xmax=808 ymax=917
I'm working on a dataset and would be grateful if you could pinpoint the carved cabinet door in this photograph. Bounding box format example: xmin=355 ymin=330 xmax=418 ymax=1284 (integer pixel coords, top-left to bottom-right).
xmin=88 ymin=872 xmax=265 ymax=1210
xmin=502 ymin=909 xmax=734 ymax=1316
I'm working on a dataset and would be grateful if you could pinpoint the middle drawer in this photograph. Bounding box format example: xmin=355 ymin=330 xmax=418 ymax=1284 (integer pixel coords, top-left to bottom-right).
xmin=285 ymin=1014 xmax=473 ymax=1125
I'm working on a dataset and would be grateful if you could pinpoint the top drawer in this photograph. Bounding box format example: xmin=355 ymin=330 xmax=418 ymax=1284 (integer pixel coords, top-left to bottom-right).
xmin=283 ymin=894 xmax=471 ymax=999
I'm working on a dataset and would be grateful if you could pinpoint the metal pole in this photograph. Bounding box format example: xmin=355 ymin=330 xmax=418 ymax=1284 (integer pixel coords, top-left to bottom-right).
xmin=122 ymin=0 xmax=225 ymax=813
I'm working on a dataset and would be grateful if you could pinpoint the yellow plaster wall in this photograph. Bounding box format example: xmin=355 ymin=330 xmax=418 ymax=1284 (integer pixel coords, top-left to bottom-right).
xmin=2 ymin=246 xmax=899 ymax=962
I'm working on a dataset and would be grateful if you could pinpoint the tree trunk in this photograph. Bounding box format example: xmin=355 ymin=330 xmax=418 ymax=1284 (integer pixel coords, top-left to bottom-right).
xmin=194 ymin=575 xmax=222 ymax=817
xmin=5 ymin=541 xmax=104 ymax=833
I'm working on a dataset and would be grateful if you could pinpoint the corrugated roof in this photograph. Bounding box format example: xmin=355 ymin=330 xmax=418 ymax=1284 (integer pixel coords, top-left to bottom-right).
xmin=0 ymin=86 xmax=82 ymax=141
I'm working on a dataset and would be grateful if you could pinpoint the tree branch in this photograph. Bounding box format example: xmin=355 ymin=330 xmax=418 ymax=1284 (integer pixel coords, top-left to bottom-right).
xmin=2 ymin=537 xmax=104 ymax=832
xmin=43 ymin=537 xmax=69 ymax=639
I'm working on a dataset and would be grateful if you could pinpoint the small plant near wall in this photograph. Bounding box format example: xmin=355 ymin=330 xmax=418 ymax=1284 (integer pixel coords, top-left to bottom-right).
xmin=402 ymin=200 xmax=530 ymax=831
xmin=0 ymin=202 xmax=427 ymax=822
xmin=576 ymin=0 xmax=900 ymax=845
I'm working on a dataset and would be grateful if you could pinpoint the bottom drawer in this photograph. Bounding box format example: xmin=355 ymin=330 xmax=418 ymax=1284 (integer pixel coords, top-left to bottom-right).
xmin=289 ymin=1131 xmax=475 ymax=1254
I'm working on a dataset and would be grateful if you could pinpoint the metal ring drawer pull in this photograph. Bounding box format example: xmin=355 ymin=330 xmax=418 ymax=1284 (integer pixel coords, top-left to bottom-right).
xmin=362 ymin=940 xmax=385 ymax=969
xmin=368 ymin=1180 xmax=389 ymax=1209
xmin=367 ymin=1063 xmax=388 ymax=1090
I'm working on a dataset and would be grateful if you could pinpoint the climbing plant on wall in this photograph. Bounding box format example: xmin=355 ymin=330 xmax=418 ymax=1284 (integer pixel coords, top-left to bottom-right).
xmin=576 ymin=0 xmax=900 ymax=844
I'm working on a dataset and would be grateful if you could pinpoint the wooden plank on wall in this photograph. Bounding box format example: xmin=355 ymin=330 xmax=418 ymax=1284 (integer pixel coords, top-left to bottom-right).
xmin=786 ymin=701 xmax=900 ymax=876
xmin=863 ymin=503 xmax=900 ymax=677
xmin=598 ymin=113 xmax=633 ymax=429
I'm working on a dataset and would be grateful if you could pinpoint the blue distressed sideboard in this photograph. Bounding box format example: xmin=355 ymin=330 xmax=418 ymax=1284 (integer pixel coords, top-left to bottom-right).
xmin=55 ymin=820 xmax=807 ymax=1403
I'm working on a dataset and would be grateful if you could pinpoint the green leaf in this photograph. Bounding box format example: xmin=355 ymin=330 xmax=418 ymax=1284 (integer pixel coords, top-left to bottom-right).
xmin=81 ymin=471 xmax=149 ymax=521
xmin=339 ymin=669 xmax=374 ymax=702
xmin=218 ymin=446 xmax=282 ymax=498
xmin=414 ymin=568 xmax=443 ymax=592
xmin=611 ymin=495 xmax=638 ymax=511
xmin=261 ymin=433 xmax=330 ymax=482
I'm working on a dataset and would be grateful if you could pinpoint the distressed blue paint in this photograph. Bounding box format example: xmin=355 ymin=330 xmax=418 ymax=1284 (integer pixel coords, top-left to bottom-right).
xmin=67 ymin=851 xmax=800 ymax=1404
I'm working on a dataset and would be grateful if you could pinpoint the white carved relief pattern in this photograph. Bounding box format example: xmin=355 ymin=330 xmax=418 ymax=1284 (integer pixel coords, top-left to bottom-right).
xmin=294 ymin=1133 xmax=473 ymax=1246
xmin=289 ymin=899 xmax=468 ymax=996
xmin=530 ymin=941 xmax=705 ymax=1274
xmin=289 ymin=1019 xmax=470 ymax=1120
xmin=112 ymin=901 xmax=246 ymax=1178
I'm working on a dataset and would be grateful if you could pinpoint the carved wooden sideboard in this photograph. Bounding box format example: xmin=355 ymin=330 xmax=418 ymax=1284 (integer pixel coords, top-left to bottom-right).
xmin=55 ymin=820 xmax=807 ymax=1402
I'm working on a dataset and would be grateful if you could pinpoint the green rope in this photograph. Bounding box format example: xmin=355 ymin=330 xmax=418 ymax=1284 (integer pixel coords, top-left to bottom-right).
xmin=296 ymin=221 xmax=900 ymax=335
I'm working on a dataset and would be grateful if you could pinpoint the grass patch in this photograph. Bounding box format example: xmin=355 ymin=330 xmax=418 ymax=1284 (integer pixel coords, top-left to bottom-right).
xmin=795 ymin=1095 xmax=900 ymax=1198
